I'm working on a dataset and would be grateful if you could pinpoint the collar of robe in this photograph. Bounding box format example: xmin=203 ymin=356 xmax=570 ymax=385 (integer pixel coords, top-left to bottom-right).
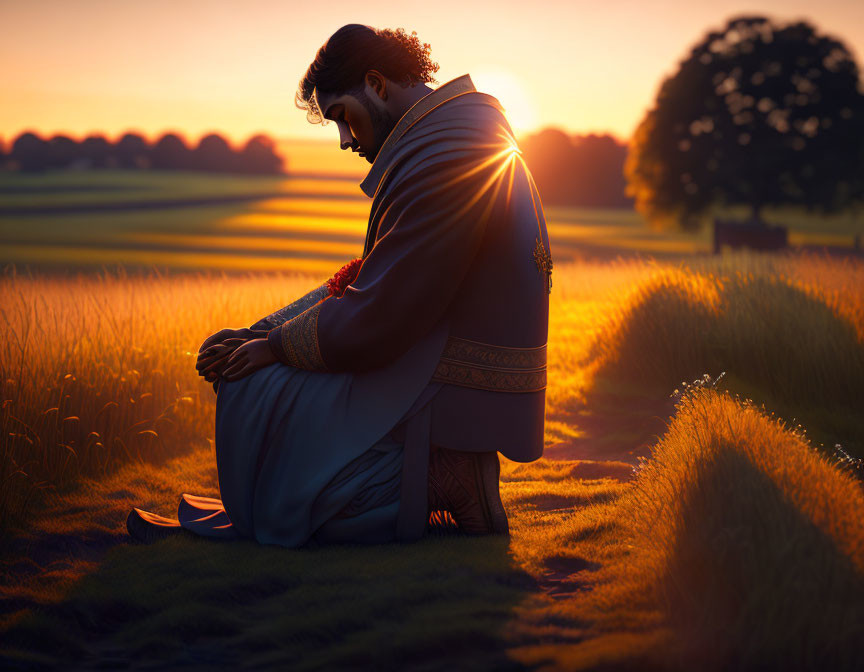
xmin=358 ymin=73 xmax=477 ymax=199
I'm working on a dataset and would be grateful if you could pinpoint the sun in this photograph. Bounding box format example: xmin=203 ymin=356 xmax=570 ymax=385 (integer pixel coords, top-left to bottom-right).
xmin=470 ymin=66 xmax=539 ymax=134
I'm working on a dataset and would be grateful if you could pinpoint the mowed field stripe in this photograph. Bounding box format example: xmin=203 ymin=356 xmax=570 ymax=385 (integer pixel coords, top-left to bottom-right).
xmin=547 ymin=221 xmax=710 ymax=255
xmin=125 ymin=232 xmax=363 ymax=258
xmin=218 ymin=212 xmax=368 ymax=235
xmin=251 ymin=198 xmax=369 ymax=218
xmin=0 ymin=243 xmax=347 ymax=273
xmin=0 ymin=181 xmax=368 ymax=216
xmin=278 ymin=178 xmax=366 ymax=196
xmin=194 ymin=227 xmax=365 ymax=245
xmin=0 ymin=237 xmax=356 ymax=261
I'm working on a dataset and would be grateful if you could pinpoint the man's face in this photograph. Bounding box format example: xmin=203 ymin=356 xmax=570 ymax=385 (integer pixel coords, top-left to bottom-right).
xmin=317 ymin=85 xmax=397 ymax=164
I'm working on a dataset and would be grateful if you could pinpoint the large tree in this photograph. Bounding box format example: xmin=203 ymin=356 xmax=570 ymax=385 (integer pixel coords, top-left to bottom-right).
xmin=625 ymin=15 xmax=864 ymax=229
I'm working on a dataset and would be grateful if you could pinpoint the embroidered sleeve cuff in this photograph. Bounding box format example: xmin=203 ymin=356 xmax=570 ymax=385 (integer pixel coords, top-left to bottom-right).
xmin=267 ymin=326 xmax=292 ymax=365
xmin=266 ymin=301 xmax=328 ymax=371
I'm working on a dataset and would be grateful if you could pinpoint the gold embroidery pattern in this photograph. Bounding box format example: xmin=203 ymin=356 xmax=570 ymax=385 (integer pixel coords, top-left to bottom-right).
xmin=533 ymin=236 xmax=553 ymax=295
xmin=431 ymin=362 xmax=546 ymax=393
xmin=430 ymin=336 xmax=547 ymax=393
xmin=280 ymin=301 xmax=327 ymax=371
xmin=440 ymin=336 xmax=546 ymax=369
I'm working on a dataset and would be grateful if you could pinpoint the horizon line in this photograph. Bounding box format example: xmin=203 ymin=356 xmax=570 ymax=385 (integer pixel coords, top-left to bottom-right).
xmin=0 ymin=126 xmax=631 ymax=152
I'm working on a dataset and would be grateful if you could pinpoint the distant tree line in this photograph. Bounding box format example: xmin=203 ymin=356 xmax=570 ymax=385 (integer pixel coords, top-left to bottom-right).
xmin=0 ymin=127 xmax=633 ymax=208
xmin=0 ymin=131 xmax=285 ymax=174
xmin=519 ymin=130 xmax=633 ymax=208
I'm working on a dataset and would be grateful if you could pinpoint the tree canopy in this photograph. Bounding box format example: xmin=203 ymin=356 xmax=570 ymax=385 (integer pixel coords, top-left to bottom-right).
xmin=625 ymin=15 xmax=864 ymax=229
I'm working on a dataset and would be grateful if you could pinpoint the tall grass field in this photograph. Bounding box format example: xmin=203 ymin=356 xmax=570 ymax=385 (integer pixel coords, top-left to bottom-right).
xmin=2 ymin=251 xmax=863 ymax=669
xmin=1 ymin=172 xmax=863 ymax=669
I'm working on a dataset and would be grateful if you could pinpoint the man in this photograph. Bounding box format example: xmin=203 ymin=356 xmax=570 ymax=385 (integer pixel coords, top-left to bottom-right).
xmin=127 ymin=24 xmax=551 ymax=546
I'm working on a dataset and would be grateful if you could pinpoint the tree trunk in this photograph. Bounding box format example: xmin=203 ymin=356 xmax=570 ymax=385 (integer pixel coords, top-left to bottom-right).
xmin=751 ymin=201 xmax=763 ymax=227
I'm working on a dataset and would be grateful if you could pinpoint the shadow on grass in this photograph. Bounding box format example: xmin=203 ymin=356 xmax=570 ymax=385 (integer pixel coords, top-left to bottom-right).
xmin=508 ymin=390 xmax=864 ymax=672
xmin=0 ymin=448 xmax=542 ymax=672
xmin=2 ymin=531 xmax=537 ymax=671
xmin=662 ymin=449 xmax=864 ymax=670
xmin=582 ymin=272 xmax=864 ymax=458
xmin=1 ymin=447 xmax=626 ymax=671
xmin=542 ymin=267 xmax=864 ymax=470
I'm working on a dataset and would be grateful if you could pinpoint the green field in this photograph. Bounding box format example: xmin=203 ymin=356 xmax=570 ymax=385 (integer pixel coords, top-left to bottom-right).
xmin=4 ymin=170 xmax=858 ymax=274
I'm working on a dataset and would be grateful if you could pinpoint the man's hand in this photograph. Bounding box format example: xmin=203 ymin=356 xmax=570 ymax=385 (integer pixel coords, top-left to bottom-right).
xmin=196 ymin=328 xmax=268 ymax=383
xmin=221 ymin=339 xmax=278 ymax=382
xmin=198 ymin=328 xmax=266 ymax=354
xmin=197 ymin=339 xmax=246 ymax=382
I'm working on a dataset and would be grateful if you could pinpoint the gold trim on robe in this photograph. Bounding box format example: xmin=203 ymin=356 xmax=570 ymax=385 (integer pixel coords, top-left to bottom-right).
xmin=430 ymin=336 xmax=547 ymax=393
xmin=268 ymin=301 xmax=329 ymax=371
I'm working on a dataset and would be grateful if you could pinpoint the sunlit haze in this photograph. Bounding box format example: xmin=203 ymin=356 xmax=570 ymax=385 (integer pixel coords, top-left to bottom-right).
xmin=2 ymin=0 xmax=863 ymax=153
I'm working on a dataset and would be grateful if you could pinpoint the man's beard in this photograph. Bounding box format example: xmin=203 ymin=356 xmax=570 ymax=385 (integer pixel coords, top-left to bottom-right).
xmin=357 ymin=91 xmax=397 ymax=162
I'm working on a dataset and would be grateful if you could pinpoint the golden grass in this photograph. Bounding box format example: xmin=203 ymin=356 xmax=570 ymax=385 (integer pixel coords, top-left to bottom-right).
xmin=3 ymin=387 xmax=861 ymax=669
xmin=3 ymin=252 xmax=862 ymax=537
xmin=580 ymin=251 xmax=864 ymax=455
xmin=0 ymin=268 xmax=327 ymax=535
xmin=0 ymin=258 xmax=635 ymax=536
xmin=1 ymin=255 xmax=863 ymax=668
xmin=513 ymin=388 xmax=864 ymax=671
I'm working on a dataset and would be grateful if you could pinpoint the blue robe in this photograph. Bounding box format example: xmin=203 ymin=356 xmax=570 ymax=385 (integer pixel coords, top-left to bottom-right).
xmin=180 ymin=73 xmax=550 ymax=546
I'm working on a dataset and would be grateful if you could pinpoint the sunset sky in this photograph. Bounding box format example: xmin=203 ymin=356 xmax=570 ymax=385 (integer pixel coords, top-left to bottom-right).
xmin=2 ymin=0 xmax=863 ymax=150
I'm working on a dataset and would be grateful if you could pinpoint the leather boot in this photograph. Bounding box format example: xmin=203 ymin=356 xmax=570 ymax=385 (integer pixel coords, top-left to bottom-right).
xmin=427 ymin=444 xmax=509 ymax=535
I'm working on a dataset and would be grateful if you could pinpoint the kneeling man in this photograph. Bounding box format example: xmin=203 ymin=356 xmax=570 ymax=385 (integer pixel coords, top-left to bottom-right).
xmin=127 ymin=23 xmax=552 ymax=546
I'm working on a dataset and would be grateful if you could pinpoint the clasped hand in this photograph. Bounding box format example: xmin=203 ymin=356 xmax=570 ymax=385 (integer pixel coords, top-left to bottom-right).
xmin=195 ymin=328 xmax=277 ymax=383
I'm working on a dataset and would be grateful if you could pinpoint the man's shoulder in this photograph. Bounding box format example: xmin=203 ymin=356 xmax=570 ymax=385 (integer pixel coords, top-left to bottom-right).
xmin=360 ymin=74 xmax=519 ymax=197
xmin=391 ymin=93 xmax=516 ymax=170
xmin=408 ymin=91 xmax=511 ymax=137
xmin=364 ymin=92 xmax=517 ymax=200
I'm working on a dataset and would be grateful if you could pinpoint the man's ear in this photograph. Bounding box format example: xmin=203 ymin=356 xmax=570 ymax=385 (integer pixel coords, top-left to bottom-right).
xmin=365 ymin=70 xmax=388 ymax=101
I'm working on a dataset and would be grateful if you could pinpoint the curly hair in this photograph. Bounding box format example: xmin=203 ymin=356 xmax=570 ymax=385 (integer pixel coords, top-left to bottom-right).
xmin=296 ymin=24 xmax=440 ymax=124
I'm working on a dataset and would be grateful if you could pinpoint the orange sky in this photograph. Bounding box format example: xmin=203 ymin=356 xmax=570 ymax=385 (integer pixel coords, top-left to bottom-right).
xmin=2 ymin=0 xmax=863 ymax=150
